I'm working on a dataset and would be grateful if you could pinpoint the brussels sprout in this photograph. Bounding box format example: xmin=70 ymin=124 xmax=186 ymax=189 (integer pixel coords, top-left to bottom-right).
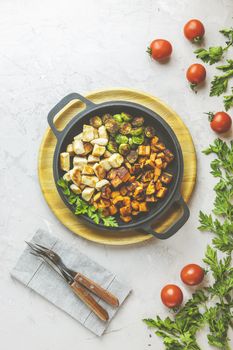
xmin=132 ymin=135 xmax=144 ymax=145
xmin=128 ymin=137 xmax=137 ymax=149
xmin=115 ymin=134 xmax=129 ymax=145
xmin=126 ymin=150 xmax=138 ymax=164
xmin=132 ymin=116 xmax=144 ymax=127
xmin=107 ymin=140 xmax=118 ymax=153
xmin=145 ymin=126 xmax=155 ymax=138
xmin=131 ymin=127 xmax=143 ymax=136
xmin=113 ymin=114 xmax=123 ymax=123
xmin=105 ymin=119 xmax=119 ymax=134
xmin=119 ymin=143 xmax=130 ymax=156
xmin=89 ymin=116 xmax=102 ymax=128
xmin=121 ymin=112 xmax=132 ymax=122
xmin=102 ymin=113 xmax=113 ymax=124
xmin=119 ymin=122 xmax=132 ymax=135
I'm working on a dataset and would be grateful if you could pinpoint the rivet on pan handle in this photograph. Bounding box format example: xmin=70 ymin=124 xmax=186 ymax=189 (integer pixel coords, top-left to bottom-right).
xmin=47 ymin=93 xmax=96 ymax=139
xmin=140 ymin=195 xmax=190 ymax=239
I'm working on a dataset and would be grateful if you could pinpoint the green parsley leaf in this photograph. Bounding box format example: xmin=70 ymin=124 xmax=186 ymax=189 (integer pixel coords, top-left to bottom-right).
xmin=195 ymin=46 xmax=224 ymax=65
xmin=223 ymin=88 xmax=233 ymax=111
xmin=210 ymin=60 xmax=233 ymax=96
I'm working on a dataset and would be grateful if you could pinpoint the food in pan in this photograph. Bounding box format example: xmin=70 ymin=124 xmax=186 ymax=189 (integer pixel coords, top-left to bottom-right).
xmin=58 ymin=112 xmax=174 ymax=227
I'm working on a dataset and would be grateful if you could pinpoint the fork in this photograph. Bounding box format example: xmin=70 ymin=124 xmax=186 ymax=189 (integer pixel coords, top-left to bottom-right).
xmin=26 ymin=241 xmax=119 ymax=321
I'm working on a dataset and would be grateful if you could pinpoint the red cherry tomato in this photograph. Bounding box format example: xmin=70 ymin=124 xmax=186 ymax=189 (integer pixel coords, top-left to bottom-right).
xmin=186 ymin=63 xmax=206 ymax=90
xmin=180 ymin=264 xmax=205 ymax=286
xmin=147 ymin=39 xmax=173 ymax=61
xmin=184 ymin=19 xmax=205 ymax=42
xmin=208 ymin=111 xmax=232 ymax=134
xmin=161 ymin=284 xmax=183 ymax=308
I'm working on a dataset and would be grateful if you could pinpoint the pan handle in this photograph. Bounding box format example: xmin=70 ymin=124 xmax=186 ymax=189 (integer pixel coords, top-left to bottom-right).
xmin=140 ymin=195 xmax=190 ymax=239
xmin=47 ymin=93 xmax=96 ymax=138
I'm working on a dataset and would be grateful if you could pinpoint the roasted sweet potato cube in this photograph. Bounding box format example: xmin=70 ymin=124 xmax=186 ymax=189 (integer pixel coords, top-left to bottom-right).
xmin=125 ymin=162 xmax=132 ymax=171
xmin=150 ymin=153 xmax=157 ymax=162
xmin=109 ymin=205 xmax=117 ymax=215
xmin=151 ymin=136 xmax=159 ymax=146
xmin=101 ymin=185 xmax=111 ymax=199
xmin=123 ymin=197 xmax=131 ymax=206
xmin=157 ymin=152 xmax=165 ymax=159
xmin=154 ymin=167 xmax=162 ymax=177
xmin=155 ymin=179 xmax=162 ymax=191
xmin=145 ymin=159 xmax=155 ymax=169
xmin=120 ymin=215 xmax=132 ymax=223
xmin=138 ymin=145 xmax=151 ymax=156
xmin=156 ymin=142 xmax=166 ymax=150
xmin=142 ymin=171 xmax=154 ymax=182
xmin=154 ymin=158 xmax=163 ymax=168
xmin=137 ymin=193 xmax=146 ymax=201
xmin=107 ymin=169 xmax=118 ymax=180
xmin=132 ymin=210 xmax=139 ymax=216
xmin=112 ymin=195 xmax=124 ymax=205
xmin=146 ymin=195 xmax=157 ymax=202
xmin=120 ymin=206 xmax=131 ymax=217
xmin=161 ymin=172 xmax=173 ymax=184
xmin=129 ymin=176 xmax=136 ymax=182
xmin=111 ymin=176 xmax=122 ymax=188
xmin=131 ymin=164 xmax=141 ymax=174
xmin=138 ymin=156 xmax=147 ymax=165
xmin=102 ymin=208 xmax=110 ymax=217
xmin=122 ymin=172 xmax=130 ymax=182
xmin=156 ymin=187 xmax=168 ymax=198
xmin=146 ymin=180 xmax=156 ymax=195
xmin=162 ymin=162 xmax=168 ymax=169
xmin=139 ymin=202 xmax=148 ymax=212
xmin=134 ymin=185 xmax=144 ymax=197
xmin=131 ymin=200 xmax=140 ymax=211
xmin=111 ymin=191 xmax=120 ymax=198
xmin=120 ymin=186 xmax=127 ymax=196
xmin=164 ymin=149 xmax=174 ymax=163
xmin=93 ymin=192 xmax=101 ymax=202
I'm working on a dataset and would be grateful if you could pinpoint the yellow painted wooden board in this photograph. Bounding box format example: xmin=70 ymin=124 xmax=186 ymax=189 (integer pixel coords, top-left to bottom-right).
xmin=38 ymin=88 xmax=196 ymax=245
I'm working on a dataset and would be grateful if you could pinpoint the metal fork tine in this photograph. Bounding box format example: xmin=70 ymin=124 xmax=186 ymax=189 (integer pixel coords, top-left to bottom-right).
xmin=34 ymin=243 xmax=51 ymax=252
xmin=25 ymin=241 xmax=43 ymax=254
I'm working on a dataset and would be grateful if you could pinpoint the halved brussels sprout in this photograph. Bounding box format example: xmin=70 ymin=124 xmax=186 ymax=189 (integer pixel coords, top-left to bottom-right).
xmin=102 ymin=113 xmax=113 ymax=124
xmin=105 ymin=119 xmax=119 ymax=134
xmin=107 ymin=139 xmax=118 ymax=153
xmin=113 ymin=114 xmax=123 ymax=123
xmin=132 ymin=135 xmax=144 ymax=145
xmin=126 ymin=150 xmax=138 ymax=164
xmin=115 ymin=134 xmax=129 ymax=145
xmin=132 ymin=116 xmax=144 ymax=127
xmin=119 ymin=122 xmax=132 ymax=135
xmin=119 ymin=143 xmax=130 ymax=156
xmin=89 ymin=116 xmax=102 ymax=128
xmin=131 ymin=127 xmax=143 ymax=136
xmin=121 ymin=112 xmax=133 ymax=122
xmin=145 ymin=126 xmax=155 ymax=138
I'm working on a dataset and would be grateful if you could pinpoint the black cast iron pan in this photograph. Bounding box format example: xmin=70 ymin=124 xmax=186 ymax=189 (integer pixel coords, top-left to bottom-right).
xmin=48 ymin=93 xmax=190 ymax=239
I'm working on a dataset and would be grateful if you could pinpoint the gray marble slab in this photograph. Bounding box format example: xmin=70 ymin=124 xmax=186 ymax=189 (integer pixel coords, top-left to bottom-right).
xmin=11 ymin=229 xmax=131 ymax=336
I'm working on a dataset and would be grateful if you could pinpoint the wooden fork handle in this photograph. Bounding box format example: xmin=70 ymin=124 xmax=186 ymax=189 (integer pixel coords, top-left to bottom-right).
xmin=70 ymin=281 xmax=109 ymax=322
xmin=74 ymin=273 xmax=119 ymax=307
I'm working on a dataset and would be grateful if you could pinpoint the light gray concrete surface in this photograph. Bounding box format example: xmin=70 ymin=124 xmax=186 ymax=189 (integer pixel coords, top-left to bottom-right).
xmin=0 ymin=0 xmax=232 ymax=349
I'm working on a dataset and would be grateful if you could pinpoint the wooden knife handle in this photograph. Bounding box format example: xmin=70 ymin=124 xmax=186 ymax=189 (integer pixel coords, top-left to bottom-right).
xmin=70 ymin=281 xmax=109 ymax=322
xmin=74 ymin=273 xmax=119 ymax=307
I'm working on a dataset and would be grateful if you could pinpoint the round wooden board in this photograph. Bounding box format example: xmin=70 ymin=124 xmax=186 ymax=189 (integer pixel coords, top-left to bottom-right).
xmin=38 ymin=88 xmax=196 ymax=245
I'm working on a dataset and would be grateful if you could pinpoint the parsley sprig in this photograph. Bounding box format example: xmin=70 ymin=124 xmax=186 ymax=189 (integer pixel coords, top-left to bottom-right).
xmin=144 ymin=139 xmax=233 ymax=349
xmin=194 ymin=27 xmax=233 ymax=65
xmin=223 ymin=88 xmax=233 ymax=111
xmin=210 ymin=60 xmax=233 ymax=97
xmin=57 ymin=178 xmax=118 ymax=227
